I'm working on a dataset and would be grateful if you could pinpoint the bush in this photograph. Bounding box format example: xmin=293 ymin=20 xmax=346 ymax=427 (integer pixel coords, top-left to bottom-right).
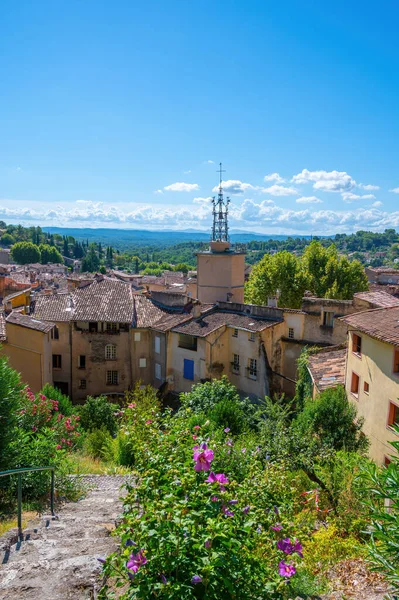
xmin=78 ymin=396 xmax=119 ymax=435
xmin=41 ymin=384 xmax=74 ymax=416
xmin=83 ymin=427 xmax=114 ymax=460
xmin=210 ymin=398 xmax=246 ymax=435
xmin=0 ymin=355 xmax=24 ymax=469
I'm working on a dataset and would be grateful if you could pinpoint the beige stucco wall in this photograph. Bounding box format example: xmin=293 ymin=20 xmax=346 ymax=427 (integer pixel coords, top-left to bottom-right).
xmin=197 ymin=252 xmax=245 ymax=304
xmin=345 ymin=330 xmax=399 ymax=464
xmin=51 ymin=322 xmax=72 ymax=395
xmin=2 ymin=324 xmax=53 ymax=392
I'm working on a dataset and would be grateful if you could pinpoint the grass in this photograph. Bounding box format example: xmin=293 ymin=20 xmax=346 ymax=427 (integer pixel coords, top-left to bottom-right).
xmin=0 ymin=510 xmax=38 ymax=537
xmin=68 ymin=452 xmax=131 ymax=475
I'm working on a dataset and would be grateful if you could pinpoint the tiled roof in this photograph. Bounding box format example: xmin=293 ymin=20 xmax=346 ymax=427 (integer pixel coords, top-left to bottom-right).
xmin=354 ymin=291 xmax=399 ymax=308
xmin=340 ymin=306 xmax=399 ymax=346
xmin=172 ymin=310 xmax=281 ymax=338
xmin=72 ymin=277 xmax=134 ymax=323
xmin=33 ymin=293 xmax=74 ymax=322
xmin=6 ymin=311 xmax=55 ymax=333
xmin=3 ymin=288 xmax=31 ymax=304
xmin=367 ymin=267 xmax=399 ymax=273
xmin=308 ymin=347 xmax=346 ymax=393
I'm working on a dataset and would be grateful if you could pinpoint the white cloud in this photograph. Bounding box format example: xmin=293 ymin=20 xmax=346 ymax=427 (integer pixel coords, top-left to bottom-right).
xmin=341 ymin=192 xmax=376 ymax=203
xmin=183 ymin=170 xmax=192 ymax=174
xmin=296 ymin=196 xmax=323 ymax=204
xmin=372 ymin=201 xmax=383 ymax=207
xmin=154 ymin=189 xmax=163 ymax=195
xmin=212 ymin=180 xmax=258 ymax=195
xmin=262 ymin=184 xmax=298 ymax=196
xmin=292 ymin=169 xmax=356 ymax=192
xmin=264 ymin=172 xmax=285 ymax=183
xmin=358 ymin=183 xmax=380 ymax=191
xmin=193 ymin=196 xmax=212 ymax=205
xmin=164 ymin=182 xmax=200 ymax=192
xmin=389 ymin=187 xmax=399 ymax=193
xmin=205 ymin=160 xmax=215 ymax=164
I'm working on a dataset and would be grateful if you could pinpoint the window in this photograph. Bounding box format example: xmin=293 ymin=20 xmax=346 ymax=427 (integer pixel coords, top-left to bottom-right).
xmin=155 ymin=363 xmax=161 ymax=380
xmin=139 ymin=358 xmax=147 ymax=368
xmin=106 ymin=322 xmax=118 ymax=333
xmin=393 ymin=348 xmax=399 ymax=375
xmin=364 ymin=381 xmax=369 ymax=394
xmin=248 ymin=358 xmax=257 ymax=379
xmin=78 ymin=355 xmax=86 ymax=369
xmin=232 ymin=354 xmax=240 ymax=373
xmin=79 ymin=379 xmax=86 ymax=389
xmin=249 ymin=332 xmax=255 ymax=342
xmin=51 ymin=325 xmax=59 ymax=340
xmin=352 ymin=333 xmax=362 ymax=356
xmin=155 ymin=336 xmax=161 ymax=354
xmin=52 ymin=354 xmax=62 ymax=369
xmin=232 ymin=329 xmax=238 ymax=338
xmin=387 ymin=401 xmax=399 ymax=430
xmin=106 ymin=370 xmax=118 ymax=385
xmin=134 ymin=332 xmax=141 ymax=342
xmin=178 ymin=334 xmax=197 ymax=351
xmin=183 ymin=358 xmax=194 ymax=380
xmin=105 ymin=344 xmax=116 ymax=360
xmin=288 ymin=327 xmax=294 ymax=339
xmin=350 ymin=371 xmax=360 ymax=397
xmin=89 ymin=322 xmax=98 ymax=333
xmin=323 ymin=311 xmax=334 ymax=328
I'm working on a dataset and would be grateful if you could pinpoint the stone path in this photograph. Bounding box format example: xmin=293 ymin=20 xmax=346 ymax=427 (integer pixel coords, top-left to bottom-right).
xmin=0 ymin=475 xmax=127 ymax=600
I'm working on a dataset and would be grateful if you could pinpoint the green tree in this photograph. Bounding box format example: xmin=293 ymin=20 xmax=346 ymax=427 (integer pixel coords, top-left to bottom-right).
xmin=0 ymin=233 xmax=15 ymax=246
xmin=11 ymin=241 xmax=41 ymax=264
xmin=39 ymin=244 xmax=63 ymax=264
xmin=0 ymin=355 xmax=24 ymax=469
xmin=81 ymin=244 xmax=100 ymax=272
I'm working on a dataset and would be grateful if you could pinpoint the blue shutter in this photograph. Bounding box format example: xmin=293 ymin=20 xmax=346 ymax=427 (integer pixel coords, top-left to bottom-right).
xmin=184 ymin=359 xmax=194 ymax=380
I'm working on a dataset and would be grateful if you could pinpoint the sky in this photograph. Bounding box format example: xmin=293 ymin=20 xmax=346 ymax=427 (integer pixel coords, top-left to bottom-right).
xmin=1 ymin=0 xmax=399 ymax=235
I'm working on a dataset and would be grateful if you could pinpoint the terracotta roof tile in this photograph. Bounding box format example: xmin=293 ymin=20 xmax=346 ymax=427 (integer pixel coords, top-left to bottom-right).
xmin=340 ymin=306 xmax=399 ymax=346
xmin=172 ymin=310 xmax=281 ymax=338
xmin=353 ymin=291 xmax=399 ymax=308
xmin=6 ymin=311 xmax=55 ymax=333
xmin=308 ymin=348 xmax=347 ymax=392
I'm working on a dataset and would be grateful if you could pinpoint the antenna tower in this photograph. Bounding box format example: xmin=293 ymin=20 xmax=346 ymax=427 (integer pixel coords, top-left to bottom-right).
xmin=211 ymin=162 xmax=230 ymax=242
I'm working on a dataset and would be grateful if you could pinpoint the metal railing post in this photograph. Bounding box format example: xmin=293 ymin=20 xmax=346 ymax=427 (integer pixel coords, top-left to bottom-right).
xmin=17 ymin=473 xmax=22 ymax=537
xmin=50 ymin=469 xmax=55 ymax=516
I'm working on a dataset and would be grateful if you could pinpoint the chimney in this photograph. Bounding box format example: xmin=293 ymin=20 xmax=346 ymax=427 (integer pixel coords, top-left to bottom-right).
xmin=192 ymin=301 xmax=202 ymax=319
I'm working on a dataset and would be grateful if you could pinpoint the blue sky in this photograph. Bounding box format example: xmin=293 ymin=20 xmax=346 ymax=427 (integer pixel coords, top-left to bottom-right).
xmin=1 ymin=0 xmax=399 ymax=234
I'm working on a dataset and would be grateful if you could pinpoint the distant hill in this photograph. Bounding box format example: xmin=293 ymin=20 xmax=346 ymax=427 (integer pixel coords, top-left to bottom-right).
xmin=44 ymin=227 xmax=313 ymax=248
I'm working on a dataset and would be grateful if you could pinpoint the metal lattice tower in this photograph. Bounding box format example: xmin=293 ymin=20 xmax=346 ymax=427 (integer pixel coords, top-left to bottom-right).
xmin=211 ymin=162 xmax=230 ymax=242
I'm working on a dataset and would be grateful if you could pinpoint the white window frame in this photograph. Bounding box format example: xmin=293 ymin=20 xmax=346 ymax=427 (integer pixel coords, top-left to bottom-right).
xmin=248 ymin=358 xmax=257 ymax=380
xmin=134 ymin=332 xmax=141 ymax=342
xmin=139 ymin=358 xmax=147 ymax=368
xmin=105 ymin=344 xmax=116 ymax=360
xmin=249 ymin=332 xmax=256 ymax=342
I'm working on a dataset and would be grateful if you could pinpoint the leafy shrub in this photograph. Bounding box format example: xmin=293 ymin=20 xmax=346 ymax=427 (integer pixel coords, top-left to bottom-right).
xmin=210 ymin=398 xmax=246 ymax=435
xmin=0 ymin=355 xmax=24 ymax=469
xmin=41 ymin=384 xmax=74 ymax=416
xmin=83 ymin=427 xmax=114 ymax=459
xmin=78 ymin=396 xmax=119 ymax=435
xmin=113 ymin=430 xmax=135 ymax=467
xmin=180 ymin=376 xmax=257 ymax=430
xmin=302 ymin=525 xmax=362 ymax=576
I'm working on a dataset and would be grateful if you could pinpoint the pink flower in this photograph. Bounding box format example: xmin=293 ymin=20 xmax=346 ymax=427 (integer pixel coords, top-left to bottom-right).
xmin=204 ymin=539 xmax=211 ymax=548
xmin=206 ymin=472 xmax=229 ymax=485
xmin=32 ymin=426 xmax=37 ymax=432
xmin=278 ymin=561 xmax=296 ymax=578
xmin=271 ymin=524 xmax=283 ymax=531
xmin=211 ymin=495 xmax=219 ymax=502
xmin=241 ymin=448 xmax=246 ymax=453
xmin=224 ymin=427 xmax=230 ymax=433
xmin=56 ymin=444 xmax=62 ymax=450
xmin=128 ymin=403 xmax=136 ymax=409
xmin=192 ymin=435 xmax=197 ymax=440
xmin=127 ymin=549 xmax=147 ymax=574
xmin=277 ymin=538 xmax=303 ymax=558
xmin=193 ymin=425 xmax=201 ymax=430
xmin=145 ymin=420 xmax=153 ymax=425
xmin=193 ymin=447 xmax=214 ymax=472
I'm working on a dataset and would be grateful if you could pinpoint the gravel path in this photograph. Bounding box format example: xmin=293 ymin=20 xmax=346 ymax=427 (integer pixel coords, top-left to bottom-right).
xmin=0 ymin=475 xmax=128 ymax=600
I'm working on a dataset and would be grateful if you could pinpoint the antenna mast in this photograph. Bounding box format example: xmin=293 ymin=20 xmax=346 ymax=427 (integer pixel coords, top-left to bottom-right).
xmin=211 ymin=162 xmax=230 ymax=243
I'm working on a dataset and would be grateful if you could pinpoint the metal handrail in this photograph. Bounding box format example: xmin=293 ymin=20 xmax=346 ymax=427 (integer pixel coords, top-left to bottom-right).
xmin=0 ymin=466 xmax=55 ymax=536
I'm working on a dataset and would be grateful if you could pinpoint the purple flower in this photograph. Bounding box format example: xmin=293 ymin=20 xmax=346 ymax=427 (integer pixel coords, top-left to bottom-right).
xmin=224 ymin=427 xmax=230 ymax=433
xmin=206 ymin=472 xmax=229 ymax=485
xmin=161 ymin=574 xmax=167 ymax=584
xmin=211 ymin=495 xmax=219 ymax=502
xmin=204 ymin=539 xmax=211 ymax=548
xmin=191 ymin=575 xmax=202 ymax=584
xmin=97 ymin=557 xmax=106 ymax=564
xmin=228 ymin=499 xmax=238 ymax=505
xmin=278 ymin=561 xmax=296 ymax=578
xmin=125 ymin=539 xmax=137 ymax=547
xmin=241 ymin=448 xmax=246 ymax=453
xmin=193 ymin=447 xmax=214 ymax=472
xmin=221 ymin=504 xmax=234 ymax=517
xmin=226 ymin=439 xmax=233 ymax=447
xmin=243 ymin=505 xmax=250 ymax=514
xmin=127 ymin=549 xmax=147 ymax=574
xmin=271 ymin=524 xmax=283 ymax=531
xmin=277 ymin=538 xmax=303 ymax=557
xmin=273 ymin=505 xmax=279 ymax=515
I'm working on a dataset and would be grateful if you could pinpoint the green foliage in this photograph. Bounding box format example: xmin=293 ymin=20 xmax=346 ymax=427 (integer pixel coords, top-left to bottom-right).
xmin=246 ymin=241 xmax=368 ymax=308
xmin=0 ymin=355 xmax=25 ymax=469
xmin=11 ymin=241 xmax=41 ymax=264
xmin=294 ymin=386 xmax=369 ymax=454
xmin=0 ymin=233 xmax=15 ymax=246
xmin=77 ymin=396 xmax=119 ymax=435
xmin=210 ymin=398 xmax=246 ymax=435
xmin=41 ymin=383 xmax=74 ymax=416
xmin=180 ymin=377 xmax=257 ymax=430
xmin=294 ymin=348 xmax=313 ymax=411
xmin=81 ymin=243 xmax=100 ymax=272
xmin=39 ymin=243 xmax=63 ymax=264
xmin=362 ymin=428 xmax=399 ymax=591
xmin=83 ymin=427 xmax=114 ymax=459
